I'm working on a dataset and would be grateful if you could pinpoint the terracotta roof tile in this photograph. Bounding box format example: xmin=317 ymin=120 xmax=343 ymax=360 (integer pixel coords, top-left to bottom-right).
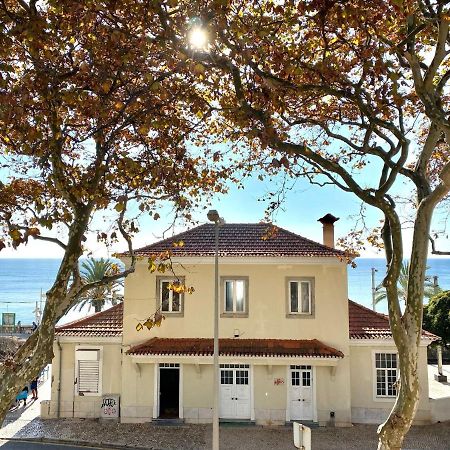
xmin=120 ymin=223 xmax=346 ymax=258
xmin=348 ymin=300 xmax=438 ymax=340
xmin=55 ymin=303 xmax=123 ymax=337
xmin=126 ymin=337 xmax=344 ymax=358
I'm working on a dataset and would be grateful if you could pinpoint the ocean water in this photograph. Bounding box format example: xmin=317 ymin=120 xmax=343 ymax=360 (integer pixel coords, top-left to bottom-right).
xmin=0 ymin=258 xmax=449 ymax=323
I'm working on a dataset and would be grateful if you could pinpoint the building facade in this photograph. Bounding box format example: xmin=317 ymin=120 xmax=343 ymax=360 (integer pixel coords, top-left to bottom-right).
xmin=47 ymin=222 xmax=437 ymax=426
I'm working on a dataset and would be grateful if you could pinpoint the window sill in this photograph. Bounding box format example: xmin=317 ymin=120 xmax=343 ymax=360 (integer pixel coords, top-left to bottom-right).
xmin=373 ymin=395 xmax=396 ymax=402
xmin=161 ymin=312 xmax=184 ymax=317
xmin=285 ymin=313 xmax=314 ymax=319
xmin=221 ymin=312 xmax=248 ymax=318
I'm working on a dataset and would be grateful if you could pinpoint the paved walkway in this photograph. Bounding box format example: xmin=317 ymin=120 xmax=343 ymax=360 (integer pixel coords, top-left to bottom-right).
xmin=428 ymin=364 xmax=450 ymax=399
xmin=1 ymin=420 xmax=449 ymax=450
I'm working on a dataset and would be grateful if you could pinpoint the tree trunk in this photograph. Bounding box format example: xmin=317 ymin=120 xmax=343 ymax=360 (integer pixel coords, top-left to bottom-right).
xmin=377 ymin=342 xmax=420 ymax=449
xmin=0 ymin=209 xmax=91 ymax=426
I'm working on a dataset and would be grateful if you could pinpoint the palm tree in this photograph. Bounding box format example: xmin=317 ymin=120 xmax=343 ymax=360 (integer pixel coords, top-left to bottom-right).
xmin=75 ymin=258 xmax=124 ymax=313
xmin=374 ymin=261 xmax=441 ymax=306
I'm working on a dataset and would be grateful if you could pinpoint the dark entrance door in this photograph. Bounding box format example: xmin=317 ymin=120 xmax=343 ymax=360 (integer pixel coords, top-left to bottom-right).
xmin=159 ymin=367 xmax=179 ymax=418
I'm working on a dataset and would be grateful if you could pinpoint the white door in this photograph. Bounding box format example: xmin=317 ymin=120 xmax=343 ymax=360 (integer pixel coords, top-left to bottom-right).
xmin=219 ymin=369 xmax=235 ymax=418
xmin=290 ymin=365 xmax=313 ymax=421
xmin=220 ymin=365 xmax=251 ymax=419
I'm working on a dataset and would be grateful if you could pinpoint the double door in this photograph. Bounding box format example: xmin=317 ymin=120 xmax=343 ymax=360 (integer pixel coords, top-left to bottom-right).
xmin=219 ymin=364 xmax=251 ymax=419
xmin=290 ymin=365 xmax=313 ymax=421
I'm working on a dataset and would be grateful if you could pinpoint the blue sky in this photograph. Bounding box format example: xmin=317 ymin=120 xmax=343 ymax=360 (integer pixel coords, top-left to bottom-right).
xmin=2 ymin=167 xmax=442 ymax=260
xmin=1 ymin=135 xmax=448 ymax=260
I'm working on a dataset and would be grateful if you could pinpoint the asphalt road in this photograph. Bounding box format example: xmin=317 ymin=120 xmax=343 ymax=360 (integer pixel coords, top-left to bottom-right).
xmin=0 ymin=441 xmax=104 ymax=450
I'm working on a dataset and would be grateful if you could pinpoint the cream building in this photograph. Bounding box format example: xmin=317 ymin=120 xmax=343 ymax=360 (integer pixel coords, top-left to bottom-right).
xmin=47 ymin=219 xmax=438 ymax=426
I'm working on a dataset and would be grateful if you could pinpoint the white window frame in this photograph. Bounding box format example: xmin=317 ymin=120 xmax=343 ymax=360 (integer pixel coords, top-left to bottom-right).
xmin=74 ymin=346 xmax=103 ymax=397
xmin=288 ymin=280 xmax=312 ymax=315
xmin=223 ymin=279 xmax=247 ymax=314
xmin=158 ymin=278 xmax=183 ymax=314
xmin=372 ymin=351 xmax=398 ymax=401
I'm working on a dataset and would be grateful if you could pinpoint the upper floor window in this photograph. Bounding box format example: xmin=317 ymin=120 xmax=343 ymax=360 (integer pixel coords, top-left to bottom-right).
xmin=288 ymin=279 xmax=313 ymax=315
xmin=157 ymin=277 xmax=184 ymax=315
xmin=375 ymin=352 xmax=398 ymax=397
xmin=221 ymin=277 xmax=249 ymax=317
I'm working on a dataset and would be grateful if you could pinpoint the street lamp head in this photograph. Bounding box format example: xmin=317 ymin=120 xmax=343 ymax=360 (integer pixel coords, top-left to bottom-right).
xmin=207 ymin=209 xmax=220 ymax=223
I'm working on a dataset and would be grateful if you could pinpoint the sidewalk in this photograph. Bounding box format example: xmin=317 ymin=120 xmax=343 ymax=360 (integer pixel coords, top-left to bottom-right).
xmin=1 ymin=367 xmax=51 ymax=441
xmin=428 ymin=364 xmax=450 ymax=399
xmin=1 ymin=420 xmax=449 ymax=449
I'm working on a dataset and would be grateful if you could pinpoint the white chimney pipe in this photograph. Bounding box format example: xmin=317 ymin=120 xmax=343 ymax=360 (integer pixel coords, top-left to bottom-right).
xmin=318 ymin=214 xmax=340 ymax=248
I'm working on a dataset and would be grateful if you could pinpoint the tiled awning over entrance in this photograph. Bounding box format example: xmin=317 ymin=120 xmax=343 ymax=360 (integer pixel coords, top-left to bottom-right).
xmin=126 ymin=338 xmax=343 ymax=359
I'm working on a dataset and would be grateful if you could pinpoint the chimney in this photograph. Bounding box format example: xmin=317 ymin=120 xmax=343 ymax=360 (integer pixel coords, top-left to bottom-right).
xmin=318 ymin=213 xmax=340 ymax=248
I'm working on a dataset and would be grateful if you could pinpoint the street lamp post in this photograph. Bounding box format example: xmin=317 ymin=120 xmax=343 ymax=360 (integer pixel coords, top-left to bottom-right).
xmin=371 ymin=267 xmax=378 ymax=311
xmin=207 ymin=209 xmax=223 ymax=450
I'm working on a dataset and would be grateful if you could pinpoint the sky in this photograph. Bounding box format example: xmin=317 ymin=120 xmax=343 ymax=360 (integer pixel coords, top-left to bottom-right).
xmin=1 ymin=165 xmax=448 ymax=260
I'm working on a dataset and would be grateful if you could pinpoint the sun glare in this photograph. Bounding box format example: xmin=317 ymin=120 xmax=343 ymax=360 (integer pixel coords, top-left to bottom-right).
xmin=189 ymin=26 xmax=208 ymax=50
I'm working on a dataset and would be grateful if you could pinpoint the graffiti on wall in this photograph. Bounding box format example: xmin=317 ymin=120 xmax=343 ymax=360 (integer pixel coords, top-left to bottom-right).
xmin=101 ymin=396 xmax=119 ymax=418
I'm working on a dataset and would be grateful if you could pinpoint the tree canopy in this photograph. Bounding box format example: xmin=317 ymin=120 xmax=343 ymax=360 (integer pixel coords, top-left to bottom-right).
xmin=75 ymin=258 xmax=123 ymax=313
xmin=0 ymin=0 xmax=228 ymax=425
xmin=423 ymin=290 xmax=450 ymax=346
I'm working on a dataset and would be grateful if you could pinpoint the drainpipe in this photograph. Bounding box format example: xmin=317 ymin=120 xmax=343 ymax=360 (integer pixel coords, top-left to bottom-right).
xmin=57 ymin=339 xmax=62 ymax=418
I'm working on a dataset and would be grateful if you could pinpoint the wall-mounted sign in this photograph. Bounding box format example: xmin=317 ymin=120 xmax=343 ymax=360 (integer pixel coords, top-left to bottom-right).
xmin=100 ymin=394 xmax=120 ymax=419
xmin=2 ymin=313 xmax=15 ymax=327
xmin=274 ymin=377 xmax=285 ymax=385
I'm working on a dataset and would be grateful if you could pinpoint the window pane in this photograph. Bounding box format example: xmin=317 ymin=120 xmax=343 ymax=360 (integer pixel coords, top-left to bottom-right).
xmin=161 ymin=282 xmax=170 ymax=312
xmin=290 ymin=281 xmax=298 ymax=313
xmin=387 ymin=369 xmax=397 ymax=396
xmin=302 ymin=371 xmax=311 ymax=387
xmin=236 ymin=370 xmax=249 ymax=385
xmin=301 ymin=282 xmax=310 ymax=313
xmin=172 ymin=291 xmax=180 ymax=312
xmin=291 ymin=371 xmax=300 ymax=386
xmin=225 ymin=281 xmax=233 ymax=312
xmin=376 ymin=369 xmax=386 ymax=396
xmin=235 ymin=280 xmax=245 ymax=312
xmin=221 ymin=370 xmax=233 ymax=384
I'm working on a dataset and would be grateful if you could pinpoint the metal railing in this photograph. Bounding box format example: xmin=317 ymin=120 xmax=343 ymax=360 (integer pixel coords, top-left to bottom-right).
xmin=38 ymin=365 xmax=50 ymax=385
xmin=0 ymin=325 xmax=34 ymax=335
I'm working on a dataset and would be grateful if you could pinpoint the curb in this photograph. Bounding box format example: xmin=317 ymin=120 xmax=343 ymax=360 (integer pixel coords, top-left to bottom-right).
xmin=0 ymin=437 xmax=158 ymax=449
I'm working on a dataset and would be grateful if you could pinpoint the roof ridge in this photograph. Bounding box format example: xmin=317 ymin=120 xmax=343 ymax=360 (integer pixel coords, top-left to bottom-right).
xmin=270 ymin=224 xmax=344 ymax=254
